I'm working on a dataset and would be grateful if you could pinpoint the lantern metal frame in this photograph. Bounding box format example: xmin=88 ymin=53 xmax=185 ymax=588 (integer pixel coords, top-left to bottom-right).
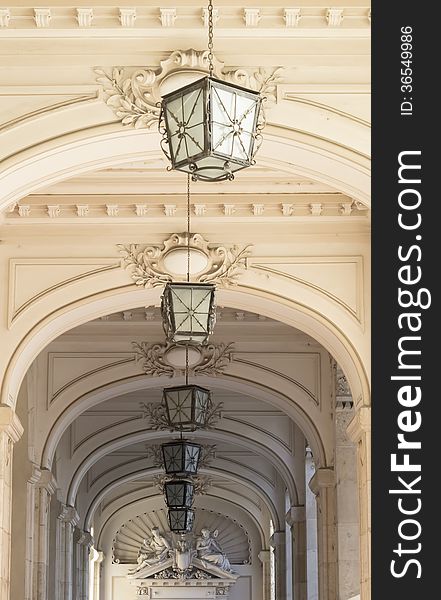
xmin=164 ymin=479 xmax=195 ymax=509
xmin=159 ymin=75 xmax=263 ymax=182
xmin=161 ymin=281 xmax=216 ymax=345
xmin=161 ymin=440 xmax=202 ymax=476
xmin=168 ymin=508 xmax=195 ymax=533
xmin=162 ymin=384 xmax=212 ymax=432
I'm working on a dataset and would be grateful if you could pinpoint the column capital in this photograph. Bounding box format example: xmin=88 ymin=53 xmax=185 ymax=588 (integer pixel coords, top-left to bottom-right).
xmin=78 ymin=531 xmax=94 ymax=547
xmin=347 ymin=406 xmax=371 ymax=442
xmin=36 ymin=467 xmax=58 ymax=494
xmin=258 ymin=549 xmax=271 ymax=563
xmin=58 ymin=504 xmax=80 ymax=527
xmin=269 ymin=530 xmax=286 ymax=547
xmin=285 ymin=505 xmax=306 ymax=526
xmin=309 ymin=467 xmax=335 ymax=495
xmin=0 ymin=405 xmax=24 ymax=443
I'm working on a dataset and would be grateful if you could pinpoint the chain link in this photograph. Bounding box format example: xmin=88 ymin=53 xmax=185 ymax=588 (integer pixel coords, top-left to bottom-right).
xmin=207 ymin=0 xmax=214 ymax=77
xmin=187 ymin=173 xmax=191 ymax=283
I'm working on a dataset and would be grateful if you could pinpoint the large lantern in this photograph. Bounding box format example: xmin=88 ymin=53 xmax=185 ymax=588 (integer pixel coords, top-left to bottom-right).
xmin=168 ymin=508 xmax=195 ymax=533
xmin=160 ymin=76 xmax=262 ymax=182
xmin=164 ymin=479 xmax=194 ymax=509
xmin=161 ymin=282 xmax=216 ymax=345
xmin=161 ymin=440 xmax=202 ymax=476
xmin=163 ymin=385 xmax=211 ymax=431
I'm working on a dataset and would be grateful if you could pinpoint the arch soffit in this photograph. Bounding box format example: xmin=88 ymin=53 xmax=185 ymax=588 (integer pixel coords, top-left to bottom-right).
xmin=0 ymin=126 xmax=371 ymax=210
xmin=66 ymin=425 xmax=299 ymax=509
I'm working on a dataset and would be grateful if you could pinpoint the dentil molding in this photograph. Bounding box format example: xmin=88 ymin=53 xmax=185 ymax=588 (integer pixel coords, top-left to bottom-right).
xmin=96 ymin=49 xmax=283 ymax=129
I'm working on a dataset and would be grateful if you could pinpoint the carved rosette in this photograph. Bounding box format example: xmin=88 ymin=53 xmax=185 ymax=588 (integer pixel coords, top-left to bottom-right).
xmin=96 ymin=49 xmax=283 ymax=128
xmin=118 ymin=233 xmax=252 ymax=288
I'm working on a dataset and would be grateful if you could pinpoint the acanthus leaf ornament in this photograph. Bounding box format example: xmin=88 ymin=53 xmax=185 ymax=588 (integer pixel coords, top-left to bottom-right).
xmin=133 ymin=341 xmax=234 ymax=378
xmin=96 ymin=49 xmax=283 ymax=129
xmin=118 ymin=233 xmax=252 ymax=288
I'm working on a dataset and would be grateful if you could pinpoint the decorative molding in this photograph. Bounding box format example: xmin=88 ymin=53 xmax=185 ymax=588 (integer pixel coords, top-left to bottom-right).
xmin=135 ymin=204 xmax=148 ymax=217
xmin=133 ymin=340 xmax=234 ymax=378
xmin=119 ymin=7 xmax=137 ymax=27
xmin=160 ymin=8 xmax=177 ymax=27
xmin=252 ymin=204 xmax=264 ymax=216
xmin=163 ymin=204 xmax=177 ymax=217
xmin=309 ymin=203 xmax=323 ymax=216
xmin=336 ymin=367 xmax=352 ymax=398
xmin=244 ymin=8 xmax=261 ymax=27
xmin=76 ymin=8 xmax=94 ymax=28
xmin=34 ymin=8 xmax=51 ymax=28
xmin=194 ymin=204 xmax=206 ymax=217
xmin=47 ymin=205 xmax=60 ymax=218
xmin=339 ymin=202 xmax=353 ymax=216
xmin=284 ymin=8 xmax=301 ymax=28
xmin=18 ymin=205 xmax=30 ymax=217
xmin=95 ymin=49 xmax=283 ymax=129
xmin=223 ymin=204 xmax=236 ymax=216
xmin=0 ymin=8 xmax=11 ymax=28
xmin=106 ymin=203 xmax=119 ymax=217
xmin=118 ymin=233 xmax=252 ymax=288
xmin=8 ymin=258 xmax=121 ymax=325
xmin=281 ymin=203 xmax=294 ymax=216
xmin=76 ymin=204 xmax=89 ymax=217
xmin=326 ymin=8 xmax=344 ymax=27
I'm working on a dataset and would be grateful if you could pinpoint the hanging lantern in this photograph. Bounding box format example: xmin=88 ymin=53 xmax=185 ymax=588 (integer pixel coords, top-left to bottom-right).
xmin=161 ymin=282 xmax=216 ymax=345
xmin=161 ymin=440 xmax=202 ymax=476
xmin=160 ymin=76 xmax=262 ymax=182
xmin=164 ymin=479 xmax=194 ymax=509
xmin=168 ymin=508 xmax=195 ymax=533
xmin=163 ymin=385 xmax=211 ymax=431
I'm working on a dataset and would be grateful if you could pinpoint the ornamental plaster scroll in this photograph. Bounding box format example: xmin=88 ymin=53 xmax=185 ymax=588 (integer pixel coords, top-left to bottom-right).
xmin=118 ymin=233 xmax=252 ymax=288
xmin=95 ymin=49 xmax=283 ymax=129
xmin=133 ymin=340 xmax=234 ymax=378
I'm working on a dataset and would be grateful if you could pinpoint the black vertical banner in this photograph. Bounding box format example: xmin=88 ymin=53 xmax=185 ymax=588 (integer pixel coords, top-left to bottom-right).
xmin=372 ymin=1 xmax=437 ymax=598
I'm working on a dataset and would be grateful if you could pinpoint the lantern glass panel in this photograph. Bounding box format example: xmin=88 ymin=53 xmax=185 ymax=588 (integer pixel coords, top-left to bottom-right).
xmin=164 ymin=480 xmax=194 ymax=508
xmin=168 ymin=508 xmax=194 ymax=533
xmin=161 ymin=441 xmax=201 ymax=476
xmin=161 ymin=282 xmax=216 ymax=345
xmin=163 ymin=385 xmax=211 ymax=431
xmin=160 ymin=76 xmax=262 ymax=182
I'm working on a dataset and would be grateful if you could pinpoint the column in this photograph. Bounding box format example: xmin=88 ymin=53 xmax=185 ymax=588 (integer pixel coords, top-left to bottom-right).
xmin=309 ymin=468 xmax=337 ymax=600
xmin=347 ymin=406 xmax=371 ymax=600
xmin=305 ymin=449 xmax=318 ymax=600
xmin=270 ymin=531 xmax=286 ymax=600
xmin=0 ymin=406 xmax=24 ymax=600
xmin=56 ymin=504 xmax=79 ymax=600
xmin=258 ymin=550 xmax=271 ymax=600
xmin=335 ymin=398 xmax=360 ymax=600
xmin=89 ymin=550 xmax=104 ymax=600
xmin=76 ymin=531 xmax=93 ymax=600
xmin=286 ymin=505 xmax=307 ymax=600
xmin=26 ymin=468 xmax=57 ymax=600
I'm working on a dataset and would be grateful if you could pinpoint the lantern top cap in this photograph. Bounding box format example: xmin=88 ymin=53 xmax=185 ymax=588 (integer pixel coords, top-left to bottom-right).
xmin=161 ymin=74 xmax=262 ymax=102
xmin=164 ymin=281 xmax=216 ymax=290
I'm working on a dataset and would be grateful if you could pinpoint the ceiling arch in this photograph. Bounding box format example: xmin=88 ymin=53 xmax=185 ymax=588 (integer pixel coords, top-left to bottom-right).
xmin=0 ymin=124 xmax=370 ymax=211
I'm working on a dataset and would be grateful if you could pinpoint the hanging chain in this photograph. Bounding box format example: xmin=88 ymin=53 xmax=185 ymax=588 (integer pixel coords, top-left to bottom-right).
xmin=207 ymin=0 xmax=214 ymax=77
xmin=187 ymin=173 xmax=191 ymax=283
xmin=185 ymin=343 xmax=189 ymax=386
